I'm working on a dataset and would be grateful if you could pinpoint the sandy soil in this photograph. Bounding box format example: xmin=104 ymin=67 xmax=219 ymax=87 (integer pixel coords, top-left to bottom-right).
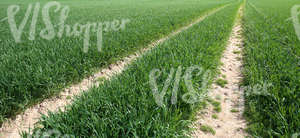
xmin=191 ymin=4 xmax=247 ymax=138
xmin=0 ymin=5 xmax=228 ymax=138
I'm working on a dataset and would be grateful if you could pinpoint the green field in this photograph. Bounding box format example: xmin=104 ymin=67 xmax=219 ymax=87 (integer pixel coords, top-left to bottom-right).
xmin=242 ymin=0 xmax=300 ymax=137
xmin=0 ymin=0 xmax=299 ymax=137
xmin=0 ymin=0 xmax=232 ymax=125
xmin=24 ymin=3 xmax=241 ymax=137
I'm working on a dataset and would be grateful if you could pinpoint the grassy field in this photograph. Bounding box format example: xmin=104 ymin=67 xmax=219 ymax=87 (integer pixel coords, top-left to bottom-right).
xmin=24 ymin=3 xmax=241 ymax=137
xmin=0 ymin=0 xmax=233 ymax=125
xmin=242 ymin=0 xmax=300 ymax=137
xmin=1 ymin=0 xmax=299 ymax=137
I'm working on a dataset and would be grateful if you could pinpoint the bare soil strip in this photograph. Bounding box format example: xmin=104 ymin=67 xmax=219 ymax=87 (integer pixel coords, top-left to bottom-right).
xmin=192 ymin=4 xmax=247 ymax=138
xmin=0 ymin=5 xmax=229 ymax=138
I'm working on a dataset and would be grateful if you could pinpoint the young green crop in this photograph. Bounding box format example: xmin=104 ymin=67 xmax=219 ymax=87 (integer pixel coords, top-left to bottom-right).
xmin=200 ymin=125 xmax=216 ymax=135
xmin=24 ymin=3 xmax=241 ymax=137
xmin=0 ymin=0 xmax=234 ymax=125
xmin=242 ymin=0 xmax=300 ymax=137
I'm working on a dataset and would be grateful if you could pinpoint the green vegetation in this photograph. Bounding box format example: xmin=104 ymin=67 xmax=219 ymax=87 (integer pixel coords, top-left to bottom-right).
xmin=213 ymin=106 xmax=222 ymax=113
xmin=215 ymin=78 xmax=228 ymax=87
xmin=0 ymin=0 xmax=234 ymax=125
xmin=3 ymin=0 xmax=298 ymax=137
xmin=207 ymin=97 xmax=222 ymax=113
xmin=215 ymin=95 xmax=222 ymax=100
xmin=200 ymin=125 xmax=216 ymax=135
xmin=24 ymin=3 xmax=241 ymax=137
xmin=212 ymin=114 xmax=218 ymax=119
xmin=207 ymin=98 xmax=221 ymax=107
xmin=242 ymin=0 xmax=300 ymax=137
xmin=66 ymin=96 xmax=71 ymax=100
xmin=230 ymin=109 xmax=239 ymax=113
xmin=96 ymin=77 xmax=106 ymax=83
xmin=233 ymin=50 xmax=241 ymax=54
